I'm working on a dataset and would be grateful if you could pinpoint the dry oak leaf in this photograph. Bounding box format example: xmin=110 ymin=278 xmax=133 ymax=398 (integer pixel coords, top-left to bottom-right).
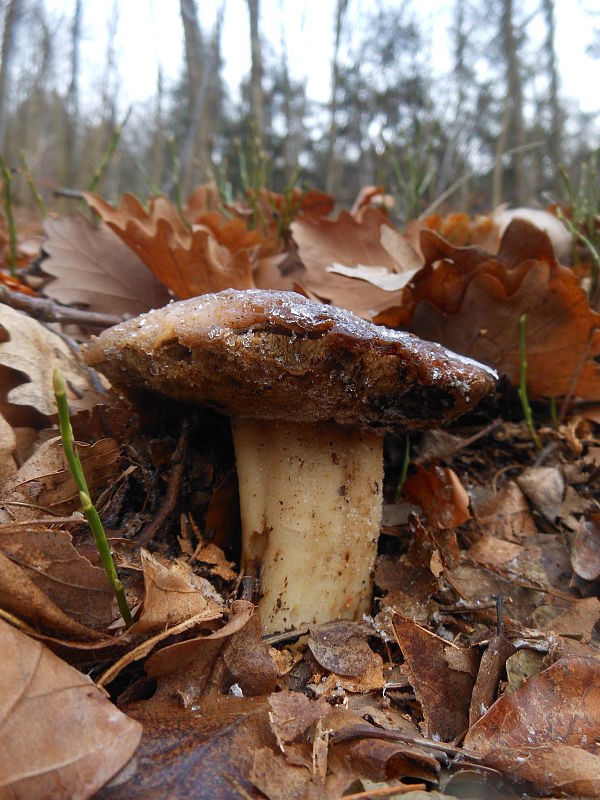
xmin=0 ymin=548 xmax=107 ymax=641
xmin=392 ymin=613 xmax=479 ymax=741
xmin=0 ymin=436 xmax=120 ymax=522
xmin=291 ymin=207 xmax=415 ymax=318
xmin=376 ymin=219 xmax=600 ymax=400
xmin=84 ymin=192 xmax=255 ymax=299
xmin=93 ymin=695 xmax=276 ymax=800
xmin=0 ymin=521 xmax=115 ymax=630
xmin=0 ymin=304 xmax=103 ymax=423
xmin=0 ymin=619 xmax=141 ymax=800
xmin=43 ymin=214 xmax=170 ymax=316
xmin=135 ymin=548 xmax=224 ymax=634
xmin=463 ymin=657 xmax=600 ymax=796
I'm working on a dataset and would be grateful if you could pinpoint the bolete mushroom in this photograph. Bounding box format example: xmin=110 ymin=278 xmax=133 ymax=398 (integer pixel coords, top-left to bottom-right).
xmin=84 ymin=289 xmax=496 ymax=633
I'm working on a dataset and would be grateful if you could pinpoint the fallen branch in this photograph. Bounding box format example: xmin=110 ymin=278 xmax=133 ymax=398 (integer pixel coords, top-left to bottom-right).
xmin=0 ymin=284 xmax=123 ymax=329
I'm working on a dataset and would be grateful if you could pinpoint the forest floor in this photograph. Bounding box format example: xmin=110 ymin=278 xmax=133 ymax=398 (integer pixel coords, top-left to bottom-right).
xmin=1 ymin=187 xmax=600 ymax=799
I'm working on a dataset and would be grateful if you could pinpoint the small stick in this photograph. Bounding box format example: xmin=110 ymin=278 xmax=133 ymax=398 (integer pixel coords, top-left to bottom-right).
xmin=53 ymin=367 xmax=133 ymax=627
xmin=341 ymin=784 xmax=427 ymax=800
xmin=136 ymin=426 xmax=187 ymax=546
xmin=0 ymin=284 xmax=123 ymax=328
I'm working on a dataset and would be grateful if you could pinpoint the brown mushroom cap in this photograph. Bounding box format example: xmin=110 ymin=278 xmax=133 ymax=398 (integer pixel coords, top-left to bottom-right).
xmin=84 ymin=289 xmax=496 ymax=431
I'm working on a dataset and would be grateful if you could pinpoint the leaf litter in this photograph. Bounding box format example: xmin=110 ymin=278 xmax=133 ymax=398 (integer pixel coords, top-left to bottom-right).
xmin=2 ymin=186 xmax=600 ymax=798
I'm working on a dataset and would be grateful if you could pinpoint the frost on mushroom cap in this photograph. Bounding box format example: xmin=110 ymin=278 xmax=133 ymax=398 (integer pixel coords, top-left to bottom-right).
xmin=84 ymin=289 xmax=497 ymax=432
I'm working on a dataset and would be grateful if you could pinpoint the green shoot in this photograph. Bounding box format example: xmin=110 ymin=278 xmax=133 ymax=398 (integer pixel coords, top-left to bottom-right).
xmin=19 ymin=150 xmax=47 ymax=217
xmin=518 ymin=314 xmax=542 ymax=451
xmin=86 ymin=106 xmax=132 ymax=194
xmin=394 ymin=434 xmax=411 ymax=502
xmin=53 ymin=368 xmax=133 ymax=627
xmin=0 ymin=155 xmax=17 ymax=277
xmin=557 ymin=206 xmax=600 ymax=302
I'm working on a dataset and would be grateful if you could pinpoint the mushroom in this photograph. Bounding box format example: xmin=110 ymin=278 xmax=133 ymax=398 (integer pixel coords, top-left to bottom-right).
xmin=84 ymin=289 xmax=496 ymax=633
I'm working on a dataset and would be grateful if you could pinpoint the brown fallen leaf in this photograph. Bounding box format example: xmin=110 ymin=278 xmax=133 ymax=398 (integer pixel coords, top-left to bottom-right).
xmin=0 ymin=304 xmax=103 ymax=425
xmin=464 ymin=657 xmax=600 ymax=796
xmin=0 ymin=407 xmax=17 ymax=484
xmin=572 ymin=515 xmax=600 ymax=581
xmin=0 ymin=619 xmax=141 ymax=799
xmin=0 ymin=436 xmax=120 ymax=522
xmin=0 ymin=549 xmax=107 ymax=640
xmin=95 ymin=694 xmax=275 ymax=799
xmin=267 ymin=691 xmax=329 ymax=749
xmin=250 ymin=746 xmax=326 ymax=800
xmin=84 ymin=192 xmax=256 ymax=299
xmin=471 ymin=480 xmax=538 ymax=543
xmin=0 ymin=521 xmax=114 ymax=629
xmin=403 ymin=464 xmax=471 ymax=530
xmin=469 ymin=632 xmax=516 ymax=726
xmin=392 ymin=614 xmax=479 ymax=741
xmin=516 ymin=465 xmax=565 ymax=523
xmin=144 ymin=600 xmax=276 ymax=702
xmin=308 ymin=621 xmax=381 ymax=678
xmin=376 ymin=219 xmax=600 ymax=400
xmin=291 ymin=207 xmax=411 ymax=318
xmin=135 ymin=548 xmax=224 ymax=634
xmin=43 ymin=214 xmax=170 ymax=316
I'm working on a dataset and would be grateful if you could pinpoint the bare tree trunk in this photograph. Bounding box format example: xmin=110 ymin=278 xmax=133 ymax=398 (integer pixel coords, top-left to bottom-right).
xmin=542 ymin=0 xmax=562 ymax=188
xmin=326 ymin=0 xmax=349 ymax=196
xmin=65 ymin=0 xmax=82 ymax=186
xmin=501 ymin=0 xmax=527 ymax=204
xmin=0 ymin=0 xmax=22 ymax=151
xmin=177 ymin=0 xmax=224 ymax=194
xmin=493 ymin=100 xmax=511 ymax=207
xmin=152 ymin=65 xmax=164 ymax=189
xmin=246 ymin=0 xmax=264 ymax=138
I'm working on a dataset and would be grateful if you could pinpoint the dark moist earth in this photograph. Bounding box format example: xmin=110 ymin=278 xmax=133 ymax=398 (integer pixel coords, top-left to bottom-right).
xmin=84 ymin=289 xmax=496 ymax=432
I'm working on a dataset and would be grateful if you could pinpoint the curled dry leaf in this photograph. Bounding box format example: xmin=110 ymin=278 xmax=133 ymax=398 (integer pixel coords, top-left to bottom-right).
xmin=376 ymin=219 xmax=600 ymax=400
xmin=572 ymin=515 xmax=600 ymax=581
xmin=84 ymin=192 xmax=256 ymax=299
xmin=392 ymin=614 xmax=478 ymax=741
xmin=0 ymin=522 xmax=115 ymax=630
xmin=0 ymin=436 xmax=120 ymax=522
xmin=135 ymin=549 xmax=224 ymax=634
xmin=0 ymin=304 xmax=103 ymax=425
xmin=43 ymin=214 xmax=170 ymax=316
xmin=291 ymin=207 xmax=414 ymax=318
xmin=308 ymin=622 xmax=381 ymax=678
xmin=0 ymin=549 xmax=107 ymax=640
xmin=464 ymin=657 xmax=600 ymax=796
xmin=144 ymin=601 xmax=276 ymax=702
xmin=403 ymin=464 xmax=471 ymax=530
xmin=267 ymin=691 xmax=329 ymax=748
xmin=94 ymin=695 xmax=275 ymax=799
xmin=0 ymin=619 xmax=141 ymax=799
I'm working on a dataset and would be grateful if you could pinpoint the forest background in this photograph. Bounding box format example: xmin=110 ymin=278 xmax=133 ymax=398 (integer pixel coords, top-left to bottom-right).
xmin=0 ymin=0 xmax=599 ymax=224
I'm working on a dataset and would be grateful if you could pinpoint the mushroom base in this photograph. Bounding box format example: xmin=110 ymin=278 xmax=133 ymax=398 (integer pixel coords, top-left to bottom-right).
xmin=232 ymin=418 xmax=384 ymax=633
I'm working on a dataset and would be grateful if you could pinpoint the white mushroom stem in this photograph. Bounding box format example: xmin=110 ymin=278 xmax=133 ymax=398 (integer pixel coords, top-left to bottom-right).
xmin=232 ymin=418 xmax=384 ymax=634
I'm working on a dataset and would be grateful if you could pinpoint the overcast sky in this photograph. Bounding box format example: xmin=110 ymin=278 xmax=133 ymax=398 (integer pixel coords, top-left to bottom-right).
xmin=45 ymin=0 xmax=600 ymax=116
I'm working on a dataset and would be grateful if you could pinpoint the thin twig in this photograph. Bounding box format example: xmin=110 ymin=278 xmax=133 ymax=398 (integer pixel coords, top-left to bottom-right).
xmin=341 ymin=784 xmax=427 ymax=800
xmin=136 ymin=426 xmax=187 ymax=547
xmin=0 ymin=285 xmax=123 ymax=328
